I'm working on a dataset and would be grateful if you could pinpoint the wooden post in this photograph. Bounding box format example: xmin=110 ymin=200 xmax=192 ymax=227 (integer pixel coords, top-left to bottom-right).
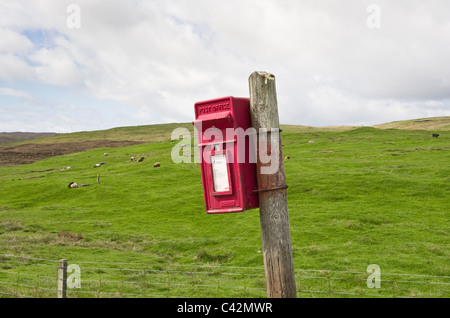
xmin=249 ymin=71 xmax=297 ymax=298
xmin=57 ymin=259 xmax=68 ymax=298
xmin=97 ymin=174 xmax=100 ymax=184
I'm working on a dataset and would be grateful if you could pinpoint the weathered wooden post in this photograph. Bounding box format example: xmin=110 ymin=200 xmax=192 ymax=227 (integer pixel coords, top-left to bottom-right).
xmin=249 ymin=71 xmax=297 ymax=298
xmin=57 ymin=259 xmax=68 ymax=298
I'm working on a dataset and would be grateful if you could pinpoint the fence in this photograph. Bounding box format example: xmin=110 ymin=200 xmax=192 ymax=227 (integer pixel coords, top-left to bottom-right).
xmin=0 ymin=254 xmax=448 ymax=298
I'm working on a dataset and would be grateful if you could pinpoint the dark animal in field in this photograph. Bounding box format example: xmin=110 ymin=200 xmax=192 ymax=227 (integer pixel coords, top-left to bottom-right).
xmin=153 ymin=162 xmax=161 ymax=168
xmin=137 ymin=157 xmax=145 ymax=162
xmin=432 ymin=133 xmax=440 ymax=137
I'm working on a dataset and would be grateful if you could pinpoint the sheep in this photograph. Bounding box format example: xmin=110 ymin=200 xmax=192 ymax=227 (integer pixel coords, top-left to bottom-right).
xmin=153 ymin=162 xmax=161 ymax=168
xmin=137 ymin=157 xmax=145 ymax=162
xmin=432 ymin=133 xmax=440 ymax=138
xmin=68 ymin=182 xmax=89 ymax=188
xmin=68 ymin=182 xmax=79 ymax=188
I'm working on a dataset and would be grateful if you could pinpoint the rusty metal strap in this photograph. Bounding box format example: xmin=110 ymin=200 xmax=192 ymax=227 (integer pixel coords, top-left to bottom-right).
xmin=256 ymin=128 xmax=283 ymax=133
xmin=253 ymin=185 xmax=288 ymax=193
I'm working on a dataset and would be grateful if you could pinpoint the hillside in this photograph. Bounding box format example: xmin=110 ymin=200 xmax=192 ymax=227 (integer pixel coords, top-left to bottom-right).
xmin=0 ymin=116 xmax=448 ymax=298
xmin=3 ymin=116 xmax=449 ymax=146
xmin=17 ymin=123 xmax=195 ymax=144
xmin=0 ymin=132 xmax=57 ymax=144
xmin=0 ymin=123 xmax=192 ymax=166
xmin=0 ymin=117 xmax=448 ymax=167
xmin=372 ymin=116 xmax=450 ymax=131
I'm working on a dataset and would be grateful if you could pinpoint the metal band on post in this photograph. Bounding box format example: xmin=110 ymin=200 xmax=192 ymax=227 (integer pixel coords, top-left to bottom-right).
xmin=253 ymin=185 xmax=289 ymax=193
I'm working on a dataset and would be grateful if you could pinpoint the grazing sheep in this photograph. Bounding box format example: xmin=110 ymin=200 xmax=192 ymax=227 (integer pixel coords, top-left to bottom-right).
xmin=131 ymin=156 xmax=135 ymax=162
xmin=68 ymin=182 xmax=89 ymax=188
xmin=104 ymin=153 xmax=108 ymax=156
xmin=137 ymin=157 xmax=145 ymax=162
xmin=93 ymin=163 xmax=101 ymax=168
xmin=285 ymin=156 xmax=290 ymax=160
xmin=68 ymin=182 xmax=79 ymax=189
xmin=432 ymin=133 xmax=440 ymax=137
xmin=153 ymin=162 xmax=161 ymax=168
xmin=308 ymin=140 xmax=315 ymax=144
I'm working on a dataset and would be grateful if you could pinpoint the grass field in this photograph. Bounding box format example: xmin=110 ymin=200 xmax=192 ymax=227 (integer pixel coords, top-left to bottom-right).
xmin=0 ymin=118 xmax=448 ymax=298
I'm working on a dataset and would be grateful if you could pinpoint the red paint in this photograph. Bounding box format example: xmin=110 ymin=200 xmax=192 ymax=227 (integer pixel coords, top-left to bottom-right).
xmin=193 ymin=96 xmax=259 ymax=214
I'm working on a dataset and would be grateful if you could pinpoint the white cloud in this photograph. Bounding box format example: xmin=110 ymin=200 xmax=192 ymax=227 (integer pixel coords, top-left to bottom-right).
xmin=29 ymin=47 xmax=84 ymax=87
xmin=0 ymin=53 xmax=35 ymax=82
xmin=0 ymin=0 xmax=449 ymax=132
xmin=0 ymin=87 xmax=33 ymax=100
xmin=0 ymin=28 xmax=33 ymax=53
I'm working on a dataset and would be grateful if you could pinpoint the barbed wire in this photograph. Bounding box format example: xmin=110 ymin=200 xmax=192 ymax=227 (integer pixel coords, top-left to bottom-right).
xmin=0 ymin=254 xmax=448 ymax=298
xmin=2 ymin=254 xmax=448 ymax=278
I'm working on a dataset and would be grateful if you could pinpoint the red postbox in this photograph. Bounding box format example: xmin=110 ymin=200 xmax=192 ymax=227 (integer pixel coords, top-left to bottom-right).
xmin=193 ymin=96 xmax=259 ymax=214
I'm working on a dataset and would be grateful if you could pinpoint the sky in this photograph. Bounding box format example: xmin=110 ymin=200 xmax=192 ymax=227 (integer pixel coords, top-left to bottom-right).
xmin=0 ymin=0 xmax=449 ymax=133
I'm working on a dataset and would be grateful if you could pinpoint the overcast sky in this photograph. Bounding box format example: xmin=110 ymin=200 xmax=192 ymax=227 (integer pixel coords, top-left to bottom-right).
xmin=0 ymin=0 xmax=449 ymax=133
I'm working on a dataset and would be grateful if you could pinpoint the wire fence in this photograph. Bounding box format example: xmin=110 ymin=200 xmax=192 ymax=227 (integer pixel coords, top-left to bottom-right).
xmin=0 ymin=254 xmax=448 ymax=298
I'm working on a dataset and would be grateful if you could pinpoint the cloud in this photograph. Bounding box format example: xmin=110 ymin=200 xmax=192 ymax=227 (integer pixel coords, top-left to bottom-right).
xmin=0 ymin=0 xmax=449 ymax=132
xmin=0 ymin=28 xmax=33 ymax=54
xmin=303 ymin=86 xmax=449 ymax=126
xmin=27 ymin=47 xmax=83 ymax=87
xmin=0 ymin=87 xmax=33 ymax=100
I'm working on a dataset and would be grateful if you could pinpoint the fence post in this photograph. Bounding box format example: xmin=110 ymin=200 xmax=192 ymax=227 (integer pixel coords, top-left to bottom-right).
xmin=57 ymin=259 xmax=68 ymax=298
xmin=248 ymin=71 xmax=297 ymax=298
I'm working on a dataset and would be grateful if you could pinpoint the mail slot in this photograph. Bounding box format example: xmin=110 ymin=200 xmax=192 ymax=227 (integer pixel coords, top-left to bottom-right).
xmin=193 ymin=96 xmax=259 ymax=214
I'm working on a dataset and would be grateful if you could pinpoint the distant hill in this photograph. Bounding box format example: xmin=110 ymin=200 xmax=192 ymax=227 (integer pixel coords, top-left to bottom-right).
xmin=372 ymin=116 xmax=450 ymax=131
xmin=0 ymin=132 xmax=57 ymax=144
xmin=284 ymin=116 xmax=450 ymax=133
xmin=1 ymin=116 xmax=447 ymax=146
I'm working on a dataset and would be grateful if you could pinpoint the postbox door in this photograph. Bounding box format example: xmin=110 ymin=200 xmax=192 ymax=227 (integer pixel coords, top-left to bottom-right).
xmin=202 ymin=145 xmax=242 ymax=213
xmin=209 ymin=150 xmax=233 ymax=196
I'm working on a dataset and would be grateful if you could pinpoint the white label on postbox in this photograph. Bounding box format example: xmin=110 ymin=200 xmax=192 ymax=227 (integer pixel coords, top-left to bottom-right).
xmin=211 ymin=153 xmax=230 ymax=192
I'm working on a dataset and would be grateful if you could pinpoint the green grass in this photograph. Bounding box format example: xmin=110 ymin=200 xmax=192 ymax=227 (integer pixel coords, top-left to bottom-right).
xmin=0 ymin=120 xmax=449 ymax=298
